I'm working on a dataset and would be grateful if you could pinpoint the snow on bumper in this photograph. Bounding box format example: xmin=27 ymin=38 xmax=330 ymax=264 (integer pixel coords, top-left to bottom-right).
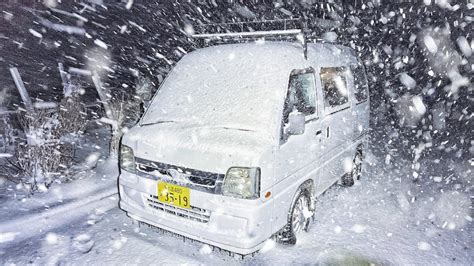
xmin=118 ymin=171 xmax=271 ymax=254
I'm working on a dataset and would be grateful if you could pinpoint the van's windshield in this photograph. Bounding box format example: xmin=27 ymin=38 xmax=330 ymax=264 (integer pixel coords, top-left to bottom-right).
xmin=140 ymin=47 xmax=289 ymax=139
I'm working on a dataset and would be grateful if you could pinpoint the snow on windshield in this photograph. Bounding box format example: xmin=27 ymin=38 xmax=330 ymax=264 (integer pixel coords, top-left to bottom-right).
xmin=141 ymin=44 xmax=301 ymax=138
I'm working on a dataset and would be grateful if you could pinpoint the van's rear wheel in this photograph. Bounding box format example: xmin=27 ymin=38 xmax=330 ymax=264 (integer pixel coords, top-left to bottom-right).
xmin=278 ymin=189 xmax=312 ymax=245
xmin=341 ymin=150 xmax=363 ymax=187
xmin=352 ymin=151 xmax=363 ymax=181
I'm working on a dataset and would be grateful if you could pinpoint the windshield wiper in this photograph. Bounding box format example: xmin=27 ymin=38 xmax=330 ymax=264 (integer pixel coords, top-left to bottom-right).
xmin=216 ymin=126 xmax=254 ymax=132
xmin=140 ymin=120 xmax=176 ymax=126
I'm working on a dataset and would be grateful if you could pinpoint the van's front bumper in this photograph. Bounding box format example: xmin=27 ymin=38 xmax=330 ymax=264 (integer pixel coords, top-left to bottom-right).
xmin=118 ymin=171 xmax=272 ymax=255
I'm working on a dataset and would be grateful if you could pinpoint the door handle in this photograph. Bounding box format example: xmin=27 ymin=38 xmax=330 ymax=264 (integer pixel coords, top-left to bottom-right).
xmin=326 ymin=127 xmax=330 ymax=138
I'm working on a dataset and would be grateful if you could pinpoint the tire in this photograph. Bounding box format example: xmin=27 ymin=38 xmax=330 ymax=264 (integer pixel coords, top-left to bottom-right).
xmin=341 ymin=150 xmax=363 ymax=187
xmin=277 ymin=188 xmax=312 ymax=245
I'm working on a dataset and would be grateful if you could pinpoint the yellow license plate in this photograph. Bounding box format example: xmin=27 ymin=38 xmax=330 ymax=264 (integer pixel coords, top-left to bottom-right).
xmin=158 ymin=182 xmax=190 ymax=209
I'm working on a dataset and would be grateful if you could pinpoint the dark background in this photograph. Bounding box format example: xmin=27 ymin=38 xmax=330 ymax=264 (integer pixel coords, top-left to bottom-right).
xmin=0 ymin=0 xmax=472 ymax=163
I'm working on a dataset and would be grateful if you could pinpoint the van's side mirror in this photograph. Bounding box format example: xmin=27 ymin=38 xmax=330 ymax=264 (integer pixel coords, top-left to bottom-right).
xmin=286 ymin=111 xmax=305 ymax=135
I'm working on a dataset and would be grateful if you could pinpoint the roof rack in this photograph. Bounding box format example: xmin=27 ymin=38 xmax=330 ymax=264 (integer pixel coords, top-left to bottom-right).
xmin=192 ymin=28 xmax=302 ymax=39
xmin=191 ymin=18 xmax=308 ymax=58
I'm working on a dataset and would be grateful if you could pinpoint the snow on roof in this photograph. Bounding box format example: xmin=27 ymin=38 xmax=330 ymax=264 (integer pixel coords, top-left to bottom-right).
xmin=307 ymin=43 xmax=359 ymax=66
xmin=141 ymin=42 xmax=307 ymax=140
xmin=191 ymin=41 xmax=306 ymax=61
xmin=190 ymin=41 xmax=357 ymax=66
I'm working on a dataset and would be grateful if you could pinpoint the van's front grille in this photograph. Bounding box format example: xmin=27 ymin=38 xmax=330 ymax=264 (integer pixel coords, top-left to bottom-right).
xmin=145 ymin=194 xmax=211 ymax=223
xmin=134 ymin=157 xmax=225 ymax=194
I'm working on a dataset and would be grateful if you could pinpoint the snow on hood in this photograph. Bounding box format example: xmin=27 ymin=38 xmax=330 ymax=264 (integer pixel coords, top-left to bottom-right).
xmin=140 ymin=42 xmax=306 ymax=141
xmin=123 ymin=122 xmax=273 ymax=173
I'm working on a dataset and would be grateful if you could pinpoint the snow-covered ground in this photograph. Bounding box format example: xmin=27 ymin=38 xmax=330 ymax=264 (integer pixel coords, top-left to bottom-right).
xmin=0 ymin=139 xmax=472 ymax=265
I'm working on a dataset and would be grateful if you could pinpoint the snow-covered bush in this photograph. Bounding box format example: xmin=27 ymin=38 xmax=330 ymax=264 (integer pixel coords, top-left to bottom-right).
xmin=12 ymin=102 xmax=87 ymax=193
xmin=13 ymin=111 xmax=63 ymax=191
xmin=58 ymin=94 xmax=88 ymax=147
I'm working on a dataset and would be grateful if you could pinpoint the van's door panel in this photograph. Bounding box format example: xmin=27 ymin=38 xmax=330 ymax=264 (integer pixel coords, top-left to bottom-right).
xmin=275 ymin=68 xmax=321 ymax=185
xmin=273 ymin=117 xmax=322 ymax=229
xmin=273 ymin=68 xmax=322 ymax=227
xmin=318 ymin=66 xmax=354 ymax=186
xmin=319 ymin=109 xmax=353 ymax=187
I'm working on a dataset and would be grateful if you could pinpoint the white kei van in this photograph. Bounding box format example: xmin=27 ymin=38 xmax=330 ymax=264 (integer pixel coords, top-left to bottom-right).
xmin=118 ymin=31 xmax=370 ymax=255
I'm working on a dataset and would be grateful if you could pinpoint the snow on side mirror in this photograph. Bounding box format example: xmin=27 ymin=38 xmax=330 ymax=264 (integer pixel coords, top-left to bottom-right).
xmin=286 ymin=111 xmax=305 ymax=135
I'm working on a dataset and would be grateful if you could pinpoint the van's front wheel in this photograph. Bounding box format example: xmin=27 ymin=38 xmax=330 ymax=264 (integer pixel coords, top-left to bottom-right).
xmin=278 ymin=189 xmax=312 ymax=245
xmin=291 ymin=193 xmax=311 ymax=234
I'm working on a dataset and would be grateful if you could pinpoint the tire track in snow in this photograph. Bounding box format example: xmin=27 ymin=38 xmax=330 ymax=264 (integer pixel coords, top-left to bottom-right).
xmin=0 ymin=188 xmax=118 ymax=245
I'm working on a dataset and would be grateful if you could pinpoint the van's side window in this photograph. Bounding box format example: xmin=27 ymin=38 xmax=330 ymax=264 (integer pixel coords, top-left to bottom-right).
xmin=320 ymin=67 xmax=349 ymax=109
xmin=283 ymin=70 xmax=316 ymax=122
xmin=350 ymin=64 xmax=369 ymax=102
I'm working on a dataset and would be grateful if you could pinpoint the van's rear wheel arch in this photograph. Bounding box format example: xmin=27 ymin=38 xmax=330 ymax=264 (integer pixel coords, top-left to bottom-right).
xmin=341 ymin=146 xmax=364 ymax=186
xmin=356 ymin=143 xmax=364 ymax=158
xmin=277 ymin=179 xmax=315 ymax=245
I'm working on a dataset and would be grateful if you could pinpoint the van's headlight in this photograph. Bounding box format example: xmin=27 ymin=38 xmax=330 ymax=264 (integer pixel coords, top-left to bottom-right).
xmin=222 ymin=167 xmax=260 ymax=199
xmin=120 ymin=144 xmax=136 ymax=173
